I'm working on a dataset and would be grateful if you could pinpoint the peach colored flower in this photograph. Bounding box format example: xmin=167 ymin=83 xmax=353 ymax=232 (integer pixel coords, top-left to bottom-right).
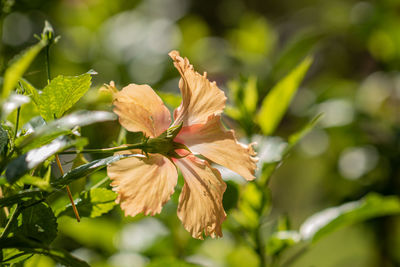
xmin=107 ymin=51 xmax=258 ymax=239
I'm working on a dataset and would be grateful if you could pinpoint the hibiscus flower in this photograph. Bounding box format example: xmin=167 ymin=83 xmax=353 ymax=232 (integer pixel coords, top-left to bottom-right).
xmin=107 ymin=51 xmax=258 ymax=239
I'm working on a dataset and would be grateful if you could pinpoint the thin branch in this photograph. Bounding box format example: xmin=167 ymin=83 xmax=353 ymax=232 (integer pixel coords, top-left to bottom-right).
xmin=55 ymin=155 xmax=80 ymax=222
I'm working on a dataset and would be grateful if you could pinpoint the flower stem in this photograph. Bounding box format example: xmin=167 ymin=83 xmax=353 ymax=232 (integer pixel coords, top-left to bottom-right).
xmin=59 ymin=143 xmax=146 ymax=155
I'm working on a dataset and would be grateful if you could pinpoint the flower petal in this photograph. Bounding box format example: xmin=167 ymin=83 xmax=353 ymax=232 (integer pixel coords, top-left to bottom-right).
xmin=169 ymin=50 xmax=227 ymax=127
xmin=175 ymin=154 xmax=227 ymax=239
xmin=108 ymin=150 xmax=178 ymax=216
xmin=175 ymin=115 xmax=258 ymax=181
xmin=113 ymin=84 xmax=171 ymax=137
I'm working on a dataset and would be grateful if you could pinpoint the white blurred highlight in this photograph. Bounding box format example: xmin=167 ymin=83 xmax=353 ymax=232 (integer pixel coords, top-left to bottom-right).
xmin=338 ymin=146 xmax=379 ymax=180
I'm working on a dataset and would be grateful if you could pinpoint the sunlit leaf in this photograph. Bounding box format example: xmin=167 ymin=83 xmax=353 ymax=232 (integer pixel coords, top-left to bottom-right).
xmin=0 ymin=243 xmax=89 ymax=267
xmin=243 ymin=76 xmax=258 ymax=114
xmin=37 ymin=74 xmax=92 ymax=121
xmin=227 ymin=245 xmax=260 ymax=267
xmin=23 ymin=248 xmax=89 ymax=267
xmin=234 ymin=183 xmax=263 ymax=229
xmin=6 ymin=137 xmax=88 ymax=183
xmin=50 ymin=110 xmax=116 ymax=129
xmin=1 ymin=248 xmax=33 ymax=264
xmin=266 ymin=230 xmax=301 ymax=256
xmin=18 ymin=129 xmax=72 ymax=154
xmin=19 ymin=78 xmax=40 ymax=105
xmin=20 ymin=175 xmax=51 ymax=191
xmin=1 ymin=94 xmax=30 ymax=119
xmin=258 ymin=56 xmax=313 ymax=135
xmin=51 ymin=154 xmax=143 ymax=189
xmin=300 ymin=193 xmax=400 ymax=243
xmin=57 ymin=188 xmax=116 ymax=218
xmin=15 ymin=111 xmax=116 ymax=151
xmin=2 ymin=40 xmax=46 ymax=99
xmin=157 ymin=92 xmax=181 ymax=108
xmin=224 ymin=106 xmax=241 ymax=121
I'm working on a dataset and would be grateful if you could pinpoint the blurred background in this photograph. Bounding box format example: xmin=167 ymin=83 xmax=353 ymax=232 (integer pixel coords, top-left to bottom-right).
xmin=1 ymin=0 xmax=400 ymax=266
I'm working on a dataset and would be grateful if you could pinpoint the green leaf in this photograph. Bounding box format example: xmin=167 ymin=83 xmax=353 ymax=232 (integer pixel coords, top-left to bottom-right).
xmin=6 ymin=137 xmax=88 ymax=183
xmin=51 ymin=154 xmax=139 ymax=189
xmin=18 ymin=129 xmax=72 ymax=154
xmin=288 ymin=113 xmax=323 ymax=147
xmin=1 ymin=94 xmax=30 ymax=119
xmin=20 ymin=175 xmax=51 ymax=191
xmin=157 ymin=92 xmax=181 ymax=108
xmin=2 ymin=40 xmax=46 ymax=99
xmin=20 ymin=78 xmax=40 ymax=105
xmin=0 ymin=244 xmax=89 ymax=267
xmin=270 ymin=30 xmax=321 ymax=81
xmin=0 ymin=189 xmax=41 ymax=208
xmin=300 ymin=193 xmax=400 ymax=243
xmin=11 ymin=202 xmax=57 ymax=246
xmin=234 ymin=183 xmax=263 ymax=229
xmin=258 ymin=56 xmax=313 ymax=135
xmin=15 ymin=111 xmax=115 ymax=152
xmin=1 ymin=248 xmax=33 ymax=264
xmin=23 ymin=248 xmax=89 ymax=267
xmin=37 ymin=74 xmax=92 ymax=121
xmin=266 ymin=230 xmax=301 ymax=256
xmin=57 ymin=188 xmax=116 ymax=218
xmin=243 ymin=76 xmax=258 ymax=114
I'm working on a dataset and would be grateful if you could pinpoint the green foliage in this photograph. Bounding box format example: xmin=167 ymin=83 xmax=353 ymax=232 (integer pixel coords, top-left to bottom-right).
xmin=146 ymin=258 xmax=198 ymax=267
xmin=21 ymin=248 xmax=89 ymax=267
xmin=15 ymin=111 xmax=115 ymax=152
xmin=0 ymin=189 xmax=41 ymax=208
xmin=0 ymin=125 xmax=8 ymax=156
xmin=1 ymin=94 xmax=31 ymax=119
xmin=266 ymin=230 xmax=300 ymax=257
xmin=258 ymin=56 xmax=313 ymax=135
xmin=6 ymin=137 xmax=87 ymax=183
xmin=51 ymin=154 xmax=138 ymax=189
xmin=1 ymin=40 xmax=46 ymax=99
xmin=300 ymin=193 xmax=400 ymax=243
xmin=2 ymin=247 xmax=89 ymax=267
xmin=2 ymin=2 xmax=400 ymax=266
xmin=57 ymin=188 xmax=116 ymax=218
xmin=10 ymin=202 xmax=57 ymax=245
xmin=37 ymin=74 xmax=92 ymax=121
xmin=19 ymin=78 xmax=40 ymax=105
xmin=20 ymin=174 xmax=52 ymax=191
xmin=259 ymin=114 xmax=322 ymax=185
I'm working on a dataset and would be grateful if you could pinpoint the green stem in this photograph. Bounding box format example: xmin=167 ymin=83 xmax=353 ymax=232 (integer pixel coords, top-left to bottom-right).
xmin=255 ymin=228 xmax=266 ymax=267
xmin=45 ymin=45 xmax=51 ymax=84
xmin=59 ymin=143 xmax=146 ymax=155
xmin=14 ymin=107 xmax=20 ymax=139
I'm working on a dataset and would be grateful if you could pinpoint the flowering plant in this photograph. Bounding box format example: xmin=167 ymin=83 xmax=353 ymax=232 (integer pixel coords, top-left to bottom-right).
xmin=106 ymin=51 xmax=258 ymax=239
